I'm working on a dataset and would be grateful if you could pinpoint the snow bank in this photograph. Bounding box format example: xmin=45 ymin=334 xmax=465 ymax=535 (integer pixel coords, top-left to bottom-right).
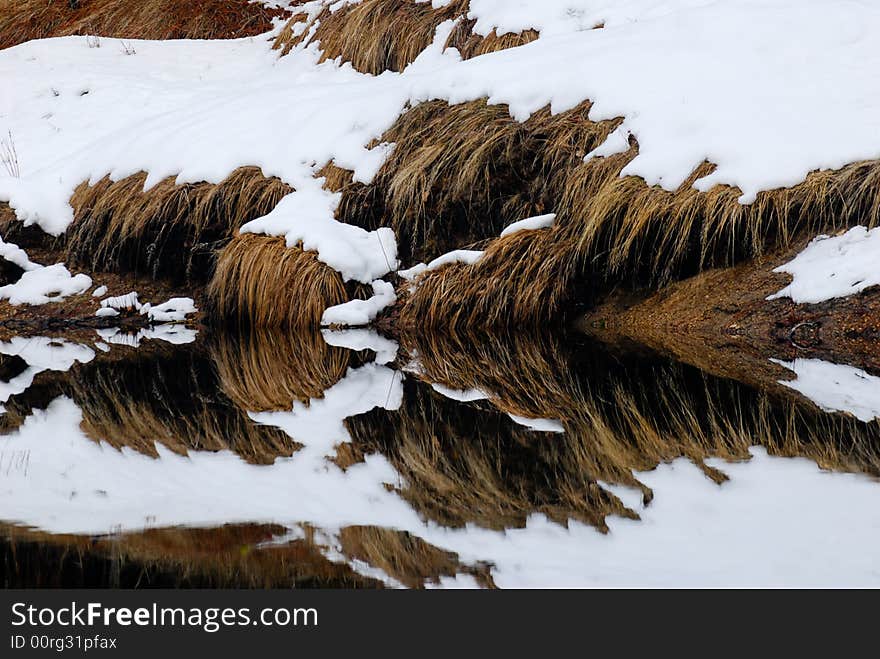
xmin=0 ymin=263 xmax=91 ymax=305
xmin=321 ymin=280 xmax=396 ymax=326
xmin=500 ymin=213 xmax=555 ymax=238
xmin=770 ymin=227 xmax=880 ymax=304
xmin=4 ymin=0 xmax=880 ymax=288
xmin=774 ymin=358 xmax=880 ymax=423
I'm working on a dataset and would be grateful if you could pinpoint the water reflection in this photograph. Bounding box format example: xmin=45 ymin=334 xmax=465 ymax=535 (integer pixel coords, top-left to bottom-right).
xmin=1 ymin=324 xmax=879 ymax=587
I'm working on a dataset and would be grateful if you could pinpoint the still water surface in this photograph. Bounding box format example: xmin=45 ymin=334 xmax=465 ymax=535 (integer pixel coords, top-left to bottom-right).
xmin=1 ymin=326 xmax=879 ymax=588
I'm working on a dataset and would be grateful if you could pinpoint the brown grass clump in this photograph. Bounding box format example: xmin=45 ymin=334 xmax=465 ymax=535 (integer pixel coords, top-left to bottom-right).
xmin=66 ymin=168 xmax=291 ymax=284
xmin=273 ymin=0 xmax=537 ymax=69
xmin=211 ymin=328 xmax=352 ymax=412
xmin=398 ymin=229 xmax=566 ymax=331
xmin=370 ymin=95 xmax=880 ymax=324
xmin=336 ymin=100 xmax=617 ymax=264
xmin=445 ymin=19 xmax=539 ymax=60
xmin=207 ymin=233 xmax=364 ymax=329
xmin=70 ymin=340 xmax=300 ymax=465
xmin=0 ymin=0 xmax=293 ymax=50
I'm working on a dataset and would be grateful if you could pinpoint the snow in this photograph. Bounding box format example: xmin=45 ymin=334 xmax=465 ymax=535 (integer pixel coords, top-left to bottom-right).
xmin=500 ymin=213 xmax=556 ymax=238
xmin=2 ymin=391 xmax=880 ymax=587
xmin=774 ymin=358 xmax=880 ymax=423
xmin=91 ymin=285 xmax=108 ymax=297
xmin=0 ymin=337 xmax=94 ymax=404
xmin=145 ymin=297 xmax=198 ymax=323
xmin=465 ymin=0 xmax=716 ymax=37
xmin=95 ymin=324 xmax=198 ymax=348
xmin=321 ymin=280 xmax=396 ymax=326
xmin=430 ymin=383 xmax=491 ymax=403
xmin=100 ymin=291 xmax=142 ymax=311
xmin=5 ymin=0 xmax=878 ymax=289
xmin=0 ymin=236 xmax=39 ymax=272
xmin=321 ymin=328 xmax=399 ymax=365
xmin=95 ymin=307 xmax=119 ymax=318
xmin=97 ymin=292 xmax=197 ymax=323
xmin=770 ymin=227 xmax=880 ymax=304
xmin=0 ymin=263 xmax=92 ymax=305
xmin=507 ymin=413 xmax=566 ymax=434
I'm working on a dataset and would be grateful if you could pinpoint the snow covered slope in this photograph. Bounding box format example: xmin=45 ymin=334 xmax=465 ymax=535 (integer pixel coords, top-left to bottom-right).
xmin=2 ymin=0 xmax=880 ymax=285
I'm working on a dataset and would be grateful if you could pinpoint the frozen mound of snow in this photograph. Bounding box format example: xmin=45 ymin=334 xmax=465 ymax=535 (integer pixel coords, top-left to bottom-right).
xmin=321 ymin=279 xmax=396 ymax=326
xmin=769 ymin=227 xmax=880 ymax=304
xmin=145 ymin=297 xmax=197 ymax=323
xmin=0 ymin=263 xmax=92 ymax=305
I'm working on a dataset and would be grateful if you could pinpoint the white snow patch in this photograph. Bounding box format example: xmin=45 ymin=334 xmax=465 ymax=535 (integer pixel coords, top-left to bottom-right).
xmin=500 ymin=213 xmax=556 ymax=238
xmin=100 ymin=291 xmax=142 ymax=312
xmin=769 ymin=227 xmax=880 ymax=304
xmin=321 ymin=328 xmax=398 ymax=365
xmin=144 ymin=297 xmax=197 ymax=323
xmin=0 ymin=236 xmax=39 ymax=272
xmin=321 ymin=280 xmax=395 ymax=326
xmin=0 ymin=264 xmax=91 ymax=305
xmin=774 ymin=358 xmax=880 ymax=423
xmin=429 ymin=383 xmax=491 ymax=403
xmin=507 ymin=413 xmax=566 ymax=434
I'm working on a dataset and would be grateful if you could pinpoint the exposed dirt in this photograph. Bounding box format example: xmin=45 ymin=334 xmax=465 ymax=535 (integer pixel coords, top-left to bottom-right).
xmin=580 ymin=237 xmax=880 ymax=395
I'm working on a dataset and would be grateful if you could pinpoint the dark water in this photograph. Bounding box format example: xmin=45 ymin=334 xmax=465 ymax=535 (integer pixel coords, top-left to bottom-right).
xmin=1 ymin=325 xmax=879 ymax=588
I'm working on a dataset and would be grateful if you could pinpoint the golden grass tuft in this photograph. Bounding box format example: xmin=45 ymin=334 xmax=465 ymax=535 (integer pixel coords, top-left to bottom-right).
xmin=0 ymin=0 xmax=292 ymax=50
xmin=444 ymin=19 xmax=539 ymax=60
xmin=273 ymin=0 xmax=537 ymax=70
xmin=211 ymin=328 xmax=352 ymax=412
xmin=207 ymin=233 xmax=357 ymax=329
xmin=399 ymin=229 xmax=566 ymax=331
xmin=337 ymin=100 xmax=617 ymax=264
xmin=368 ymin=96 xmax=880 ymax=323
xmin=67 ymin=168 xmax=291 ymax=284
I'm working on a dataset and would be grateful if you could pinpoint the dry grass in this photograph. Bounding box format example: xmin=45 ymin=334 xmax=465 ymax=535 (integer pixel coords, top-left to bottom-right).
xmin=399 ymin=229 xmax=567 ymax=331
xmin=67 ymin=168 xmax=291 ymax=284
xmin=274 ymin=0 xmax=464 ymax=65
xmin=445 ymin=18 xmax=539 ymax=60
xmin=207 ymin=233 xmax=363 ymax=329
xmin=211 ymin=328 xmax=353 ymax=412
xmin=0 ymin=0 xmax=292 ymax=50
xmin=70 ymin=341 xmax=300 ymax=465
xmin=273 ymin=0 xmax=536 ymax=69
xmin=371 ymin=96 xmax=880 ymax=324
xmin=336 ymin=101 xmax=615 ymax=264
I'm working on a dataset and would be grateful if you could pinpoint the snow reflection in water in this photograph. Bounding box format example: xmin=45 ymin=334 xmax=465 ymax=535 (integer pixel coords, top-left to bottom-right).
xmin=1 ymin=326 xmax=879 ymax=588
